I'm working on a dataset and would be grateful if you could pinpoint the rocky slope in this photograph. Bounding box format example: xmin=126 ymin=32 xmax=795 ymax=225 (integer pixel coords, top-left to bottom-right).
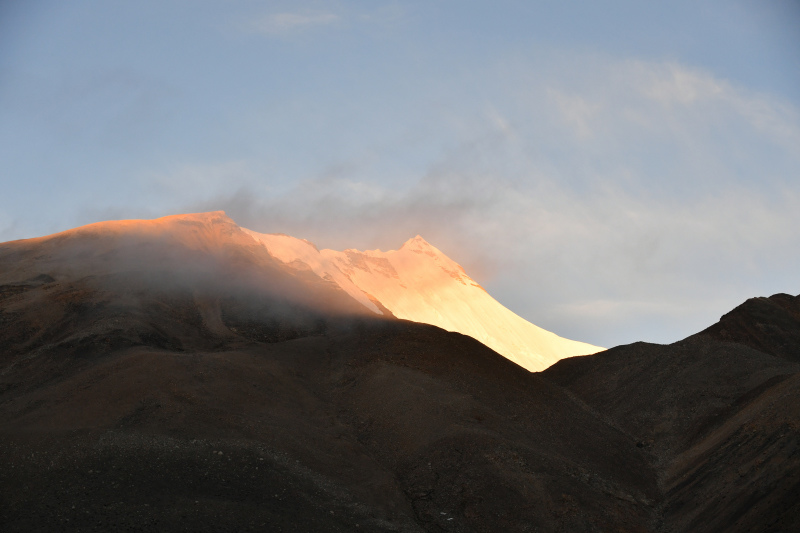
xmin=0 ymin=212 xmax=797 ymax=532
xmin=543 ymin=293 xmax=800 ymax=532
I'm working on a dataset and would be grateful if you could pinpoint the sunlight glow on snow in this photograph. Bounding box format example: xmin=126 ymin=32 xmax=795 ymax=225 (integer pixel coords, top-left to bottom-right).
xmin=245 ymin=229 xmax=604 ymax=371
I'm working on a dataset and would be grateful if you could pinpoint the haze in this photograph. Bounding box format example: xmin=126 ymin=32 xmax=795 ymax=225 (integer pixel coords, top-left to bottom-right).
xmin=1 ymin=1 xmax=799 ymax=348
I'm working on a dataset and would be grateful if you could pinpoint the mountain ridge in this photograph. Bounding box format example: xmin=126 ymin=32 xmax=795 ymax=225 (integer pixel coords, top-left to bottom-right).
xmin=243 ymin=221 xmax=602 ymax=371
xmin=3 ymin=211 xmax=602 ymax=371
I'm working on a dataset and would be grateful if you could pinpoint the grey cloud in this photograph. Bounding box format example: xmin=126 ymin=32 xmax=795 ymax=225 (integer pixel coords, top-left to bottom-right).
xmin=110 ymin=57 xmax=800 ymax=347
xmin=180 ymin=159 xmax=800 ymax=348
xmin=0 ymin=211 xmax=20 ymax=243
xmin=249 ymin=10 xmax=341 ymax=36
xmin=242 ymin=4 xmax=406 ymax=37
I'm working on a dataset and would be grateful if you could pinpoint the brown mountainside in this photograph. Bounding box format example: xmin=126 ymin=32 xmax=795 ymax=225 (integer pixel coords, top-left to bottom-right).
xmin=1 ymin=213 xmax=798 ymax=532
xmin=691 ymin=292 xmax=800 ymax=363
xmin=544 ymin=294 xmax=800 ymax=532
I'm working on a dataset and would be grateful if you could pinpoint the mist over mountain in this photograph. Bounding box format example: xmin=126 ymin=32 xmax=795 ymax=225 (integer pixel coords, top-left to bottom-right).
xmin=1 ymin=212 xmax=798 ymax=532
xmin=2 ymin=210 xmax=597 ymax=372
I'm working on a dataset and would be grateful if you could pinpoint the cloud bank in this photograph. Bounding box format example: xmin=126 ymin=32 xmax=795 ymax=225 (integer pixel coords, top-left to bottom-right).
xmin=62 ymin=55 xmax=800 ymax=348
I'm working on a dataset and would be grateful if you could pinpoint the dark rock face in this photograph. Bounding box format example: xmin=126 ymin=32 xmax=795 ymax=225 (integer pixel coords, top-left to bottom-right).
xmin=544 ymin=294 xmax=800 ymax=533
xmin=692 ymin=293 xmax=800 ymax=362
xmin=1 ymin=217 xmax=798 ymax=532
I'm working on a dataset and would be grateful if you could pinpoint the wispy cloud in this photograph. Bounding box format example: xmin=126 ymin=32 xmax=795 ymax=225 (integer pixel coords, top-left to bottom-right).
xmin=121 ymin=55 xmax=800 ymax=347
xmin=242 ymin=4 xmax=407 ymax=38
xmin=641 ymin=62 xmax=725 ymax=105
xmin=250 ymin=10 xmax=341 ymax=36
xmin=548 ymin=89 xmax=601 ymax=139
xmin=633 ymin=61 xmax=800 ymax=148
xmin=182 ymin=168 xmax=800 ymax=347
xmin=0 ymin=209 xmax=18 ymax=242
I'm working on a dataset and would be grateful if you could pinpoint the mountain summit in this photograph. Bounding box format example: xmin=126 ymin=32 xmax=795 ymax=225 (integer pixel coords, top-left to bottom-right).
xmin=4 ymin=211 xmax=600 ymax=371
xmin=243 ymin=225 xmax=602 ymax=371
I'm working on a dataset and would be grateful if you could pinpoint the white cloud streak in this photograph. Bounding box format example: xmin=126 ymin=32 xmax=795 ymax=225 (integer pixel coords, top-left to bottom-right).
xmin=548 ymin=89 xmax=601 ymax=139
xmin=250 ymin=10 xmax=340 ymax=35
xmin=634 ymin=61 xmax=800 ymax=148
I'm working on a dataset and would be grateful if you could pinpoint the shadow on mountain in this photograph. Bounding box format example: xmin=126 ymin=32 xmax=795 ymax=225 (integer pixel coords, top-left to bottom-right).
xmin=544 ymin=293 xmax=800 ymax=532
xmin=1 ymin=213 xmax=798 ymax=532
xmin=691 ymin=293 xmax=800 ymax=362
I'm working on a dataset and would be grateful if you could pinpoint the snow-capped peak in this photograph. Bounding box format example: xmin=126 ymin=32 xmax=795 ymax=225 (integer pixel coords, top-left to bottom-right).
xmin=401 ymin=235 xmax=432 ymax=249
xmin=242 ymin=228 xmax=603 ymax=371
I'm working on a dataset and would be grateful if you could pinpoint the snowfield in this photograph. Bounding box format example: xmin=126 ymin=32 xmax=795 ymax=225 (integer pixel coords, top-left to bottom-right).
xmin=244 ymin=229 xmax=603 ymax=371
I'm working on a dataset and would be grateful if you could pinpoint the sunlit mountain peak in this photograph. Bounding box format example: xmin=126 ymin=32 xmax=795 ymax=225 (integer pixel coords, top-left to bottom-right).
xmin=243 ymin=227 xmax=603 ymax=371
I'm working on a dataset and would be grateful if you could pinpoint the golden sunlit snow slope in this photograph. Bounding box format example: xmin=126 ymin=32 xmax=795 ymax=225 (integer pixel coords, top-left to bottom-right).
xmin=245 ymin=230 xmax=603 ymax=371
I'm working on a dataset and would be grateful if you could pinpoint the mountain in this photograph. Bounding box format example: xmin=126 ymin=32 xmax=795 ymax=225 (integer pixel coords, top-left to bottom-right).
xmin=543 ymin=293 xmax=800 ymax=532
xmin=1 ymin=212 xmax=798 ymax=532
xmin=690 ymin=293 xmax=800 ymax=362
xmin=0 ymin=212 xmax=655 ymax=532
xmin=243 ymin=228 xmax=602 ymax=371
xmin=0 ymin=211 xmax=601 ymax=372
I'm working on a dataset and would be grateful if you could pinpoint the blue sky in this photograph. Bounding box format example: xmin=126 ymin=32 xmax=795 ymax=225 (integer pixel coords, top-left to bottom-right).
xmin=2 ymin=0 xmax=799 ymax=347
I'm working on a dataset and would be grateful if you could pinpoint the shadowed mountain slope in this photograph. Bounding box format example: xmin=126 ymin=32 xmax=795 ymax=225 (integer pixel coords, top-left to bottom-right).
xmin=543 ymin=293 xmax=800 ymax=532
xmin=691 ymin=293 xmax=800 ymax=363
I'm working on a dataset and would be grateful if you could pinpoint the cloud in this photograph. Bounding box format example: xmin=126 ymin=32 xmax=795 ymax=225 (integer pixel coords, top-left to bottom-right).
xmin=250 ymin=10 xmax=340 ymax=35
xmin=180 ymin=163 xmax=800 ymax=311
xmin=641 ymin=62 xmax=725 ymax=105
xmin=119 ymin=55 xmax=800 ymax=348
xmin=548 ymin=89 xmax=601 ymax=139
xmin=0 ymin=209 xmax=18 ymax=242
xmin=147 ymin=160 xmax=257 ymax=197
xmin=633 ymin=61 xmax=800 ymax=148
xmin=241 ymin=4 xmax=407 ymax=38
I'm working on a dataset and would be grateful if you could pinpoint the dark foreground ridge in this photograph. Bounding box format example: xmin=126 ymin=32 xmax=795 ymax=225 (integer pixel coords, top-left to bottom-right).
xmin=1 ymin=213 xmax=798 ymax=532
